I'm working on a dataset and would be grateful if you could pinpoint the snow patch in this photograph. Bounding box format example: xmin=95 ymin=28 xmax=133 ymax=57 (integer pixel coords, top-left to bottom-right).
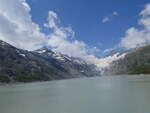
xmin=37 ymin=49 xmax=46 ymax=54
xmin=96 ymin=53 xmax=127 ymax=68
xmin=19 ymin=54 xmax=26 ymax=57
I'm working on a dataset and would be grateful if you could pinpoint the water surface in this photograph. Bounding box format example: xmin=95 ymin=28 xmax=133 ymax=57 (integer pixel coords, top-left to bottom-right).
xmin=0 ymin=76 xmax=150 ymax=113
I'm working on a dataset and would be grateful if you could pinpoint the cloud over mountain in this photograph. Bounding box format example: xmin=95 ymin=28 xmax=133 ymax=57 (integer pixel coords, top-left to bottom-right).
xmin=0 ymin=0 xmax=46 ymax=50
xmin=120 ymin=3 xmax=150 ymax=49
xmin=0 ymin=0 xmax=107 ymax=67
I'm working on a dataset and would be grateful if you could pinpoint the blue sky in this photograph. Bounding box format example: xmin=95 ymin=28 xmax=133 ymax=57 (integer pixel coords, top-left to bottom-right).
xmin=27 ymin=0 xmax=149 ymax=51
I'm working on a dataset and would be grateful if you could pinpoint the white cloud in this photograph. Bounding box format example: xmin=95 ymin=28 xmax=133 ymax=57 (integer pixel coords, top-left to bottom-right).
xmin=140 ymin=4 xmax=150 ymax=17
xmin=120 ymin=28 xmax=149 ymax=49
xmin=45 ymin=11 xmax=103 ymax=65
xmin=102 ymin=17 xmax=110 ymax=23
xmin=102 ymin=11 xmax=118 ymax=23
xmin=0 ymin=0 xmax=47 ymax=50
xmin=104 ymin=48 xmax=115 ymax=53
xmin=113 ymin=11 xmax=119 ymax=16
xmin=44 ymin=11 xmax=58 ymax=29
xmin=120 ymin=3 xmax=150 ymax=49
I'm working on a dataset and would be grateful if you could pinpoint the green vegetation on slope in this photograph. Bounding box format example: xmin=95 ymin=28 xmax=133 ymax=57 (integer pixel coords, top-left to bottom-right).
xmin=108 ymin=45 xmax=150 ymax=75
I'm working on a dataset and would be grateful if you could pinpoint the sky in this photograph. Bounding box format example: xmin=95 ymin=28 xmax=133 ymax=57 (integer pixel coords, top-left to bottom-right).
xmin=26 ymin=0 xmax=149 ymax=51
xmin=0 ymin=0 xmax=150 ymax=68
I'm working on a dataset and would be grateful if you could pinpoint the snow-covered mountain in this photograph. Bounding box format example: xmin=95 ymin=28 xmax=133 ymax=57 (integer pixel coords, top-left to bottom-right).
xmin=34 ymin=48 xmax=100 ymax=77
xmin=0 ymin=40 xmax=100 ymax=83
xmin=102 ymin=44 xmax=150 ymax=75
xmin=35 ymin=48 xmax=87 ymax=65
xmin=97 ymin=50 xmax=128 ymax=74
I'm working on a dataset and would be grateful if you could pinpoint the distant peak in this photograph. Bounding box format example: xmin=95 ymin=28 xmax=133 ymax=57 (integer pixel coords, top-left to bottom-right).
xmin=34 ymin=47 xmax=53 ymax=54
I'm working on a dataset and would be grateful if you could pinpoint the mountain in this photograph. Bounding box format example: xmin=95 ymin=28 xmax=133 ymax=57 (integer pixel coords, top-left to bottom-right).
xmin=0 ymin=40 xmax=100 ymax=83
xmin=105 ymin=44 xmax=150 ymax=75
xmin=97 ymin=50 xmax=127 ymax=74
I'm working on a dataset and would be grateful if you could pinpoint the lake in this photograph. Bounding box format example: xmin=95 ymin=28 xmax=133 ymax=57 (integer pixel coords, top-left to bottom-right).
xmin=0 ymin=76 xmax=150 ymax=113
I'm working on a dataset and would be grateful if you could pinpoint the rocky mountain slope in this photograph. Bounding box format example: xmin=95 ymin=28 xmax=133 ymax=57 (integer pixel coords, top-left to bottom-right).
xmin=105 ymin=44 xmax=150 ymax=75
xmin=0 ymin=40 xmax=100 ymax=83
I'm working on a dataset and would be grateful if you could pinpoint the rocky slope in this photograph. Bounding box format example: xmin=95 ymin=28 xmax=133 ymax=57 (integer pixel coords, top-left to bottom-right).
xmin=0 ymin=40 xmax=100 ymax=83
xmin=105 ymin=44 xmax=150 ymax=75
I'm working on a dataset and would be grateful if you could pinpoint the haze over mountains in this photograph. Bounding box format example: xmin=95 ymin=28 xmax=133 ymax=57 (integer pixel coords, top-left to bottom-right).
xmin=1 ymin=39 xmax=150 ymax=83
xmin=0 ymin=40 xmax=100 ymax=83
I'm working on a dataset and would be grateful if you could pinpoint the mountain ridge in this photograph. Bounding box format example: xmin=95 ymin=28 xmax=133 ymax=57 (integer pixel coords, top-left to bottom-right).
xmin=104 ymin=44 xmax=150 ymax=75
xmin=0 ymin=40 xmax=100 ymax=83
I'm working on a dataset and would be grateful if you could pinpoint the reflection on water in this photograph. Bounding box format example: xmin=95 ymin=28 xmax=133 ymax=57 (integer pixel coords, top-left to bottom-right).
xmin=0 ymin=76 xmax=150 ymax=113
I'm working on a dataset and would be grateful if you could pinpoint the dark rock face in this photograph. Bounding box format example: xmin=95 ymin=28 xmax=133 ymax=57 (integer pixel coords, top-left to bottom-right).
xmin=0 ymin=40 xmax=100 ymax=83
xmin=106 ymin=44 xmax=150 ymax=75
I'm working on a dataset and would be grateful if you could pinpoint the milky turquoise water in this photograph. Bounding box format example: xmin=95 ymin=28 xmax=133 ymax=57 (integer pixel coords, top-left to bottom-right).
xmin=0 ymin=76 xmax=150 ymax=113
